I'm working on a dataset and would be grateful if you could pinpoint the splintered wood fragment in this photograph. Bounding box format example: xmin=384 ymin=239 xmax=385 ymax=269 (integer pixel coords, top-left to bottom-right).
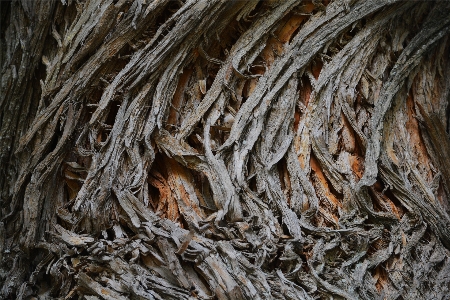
xmin=176 ymin=229 xmax=195 ymax=255
xmin=113 ymin=187 xmax=141 ymax=229
xmin=199 ymin=79 xmax=207 ymax=94
xmin=54 ymin=224 xmax=94 ymax=247
xmin=78 ymin=273 xmax=127 ymax=300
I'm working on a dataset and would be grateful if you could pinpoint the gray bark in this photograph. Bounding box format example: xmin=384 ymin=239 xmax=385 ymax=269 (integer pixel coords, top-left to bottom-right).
xmin=1 ymin=0 xmax=450 ymax=299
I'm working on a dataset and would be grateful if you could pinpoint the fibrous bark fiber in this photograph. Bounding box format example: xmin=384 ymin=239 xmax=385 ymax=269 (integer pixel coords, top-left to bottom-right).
xmin=1 ymin=0 xmax=450 ymax=299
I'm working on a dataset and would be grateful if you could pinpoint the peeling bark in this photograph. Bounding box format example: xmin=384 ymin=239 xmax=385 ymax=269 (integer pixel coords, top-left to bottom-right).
xmin=1 ymin=0 xmax=450 ymax=299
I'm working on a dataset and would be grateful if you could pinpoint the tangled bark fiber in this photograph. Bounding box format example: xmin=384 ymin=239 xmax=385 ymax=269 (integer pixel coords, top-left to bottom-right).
xmin=1 ymin=0 xmax=450 ymax=299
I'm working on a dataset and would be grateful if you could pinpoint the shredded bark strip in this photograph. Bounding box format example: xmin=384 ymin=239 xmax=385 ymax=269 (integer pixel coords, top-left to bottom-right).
xmin=1 ymin=0 xmax=450 ymax=299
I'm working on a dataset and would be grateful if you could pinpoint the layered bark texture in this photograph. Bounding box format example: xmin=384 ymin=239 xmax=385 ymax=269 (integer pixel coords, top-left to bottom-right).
xmin=2 ymin=0 xmax=450 ymax=299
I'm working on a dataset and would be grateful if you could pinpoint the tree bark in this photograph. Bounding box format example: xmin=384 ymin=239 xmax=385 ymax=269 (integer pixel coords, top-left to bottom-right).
xmin=1 ymin=0 xmax=450 ymax=299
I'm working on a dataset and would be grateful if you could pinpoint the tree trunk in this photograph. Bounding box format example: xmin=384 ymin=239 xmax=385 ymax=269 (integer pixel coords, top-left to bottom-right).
xmin=1 ymin=0 xmax=450 ymax=299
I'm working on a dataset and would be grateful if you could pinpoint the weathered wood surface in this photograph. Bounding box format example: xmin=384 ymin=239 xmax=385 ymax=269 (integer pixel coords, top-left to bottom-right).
xmin=1 ymin=0 xmax=450 ymax=299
